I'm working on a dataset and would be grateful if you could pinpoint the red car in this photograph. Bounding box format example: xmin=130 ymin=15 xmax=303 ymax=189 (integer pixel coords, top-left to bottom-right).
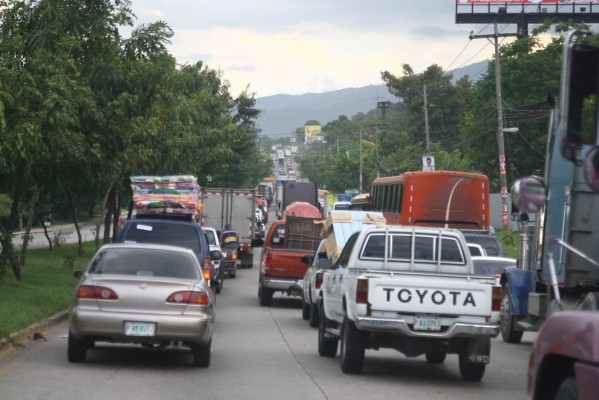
xmin=528 ymin=310 xmax=599 ymax=400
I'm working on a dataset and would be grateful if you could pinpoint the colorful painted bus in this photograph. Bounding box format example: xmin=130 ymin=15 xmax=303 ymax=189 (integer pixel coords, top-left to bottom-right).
xmin=370 ymin=170 xmax=491 ymax=231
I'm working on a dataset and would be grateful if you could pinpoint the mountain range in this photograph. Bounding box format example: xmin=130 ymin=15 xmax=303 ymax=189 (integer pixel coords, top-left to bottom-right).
xmin=254 ymin=60 xmax=489 ymax=137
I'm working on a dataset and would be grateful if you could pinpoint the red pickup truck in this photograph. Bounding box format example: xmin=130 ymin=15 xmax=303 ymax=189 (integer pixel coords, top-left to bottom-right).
xmin=258 ymin=216 xmax=321 ymax=306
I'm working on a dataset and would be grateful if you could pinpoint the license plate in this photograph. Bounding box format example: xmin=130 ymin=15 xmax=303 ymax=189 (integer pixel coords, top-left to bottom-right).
xmin=413 ymin=316 xmax=441 ymax=331
xmin=124 ymin=322 xmax=156 ymax=336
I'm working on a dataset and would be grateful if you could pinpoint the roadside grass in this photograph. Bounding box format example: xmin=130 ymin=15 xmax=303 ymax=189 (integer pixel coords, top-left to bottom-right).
xmin=0 ymin=241 xmax=98 ymax=338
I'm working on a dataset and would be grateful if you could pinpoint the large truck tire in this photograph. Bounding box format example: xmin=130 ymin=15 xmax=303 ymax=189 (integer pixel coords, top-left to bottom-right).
xmin=500 ymin=285 xmax=524 ymax=344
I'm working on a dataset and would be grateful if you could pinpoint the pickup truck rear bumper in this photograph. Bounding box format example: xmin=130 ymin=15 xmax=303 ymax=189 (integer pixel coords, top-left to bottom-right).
xmin=355 ymin=316 xmax=499 ymax=339
xmin=262 ymin=276 xmax=303 ymax=295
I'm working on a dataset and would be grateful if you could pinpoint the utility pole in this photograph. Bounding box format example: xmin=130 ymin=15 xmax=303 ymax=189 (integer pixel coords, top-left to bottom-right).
xmin=470 ymin=23 xmax=518 ymax=230
xmin=376 ymin=102 xmax=391 ymax=178
xmin=423 ymin=85 xmax=431 ymax=155
xmin=359 ymin=130 xmax=363 ymax=193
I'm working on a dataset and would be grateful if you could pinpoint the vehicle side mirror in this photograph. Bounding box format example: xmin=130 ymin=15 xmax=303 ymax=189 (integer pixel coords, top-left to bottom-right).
xmin=584 ymin=146 xmax=599 ymax=194
xmin=319 ymin=258 xmax=333 ymax=270
xmin=300 ymin=255 xmax=314 ymax=265
xmin=210 ymin=250 xmax=222 ymax=260
xmin=73 ymin=271 xmax=83 ymax=279
xmin=511 ymin=176 xmax=546 ymax=213
xmin=251 ymin=238 xmax=264 ymax=248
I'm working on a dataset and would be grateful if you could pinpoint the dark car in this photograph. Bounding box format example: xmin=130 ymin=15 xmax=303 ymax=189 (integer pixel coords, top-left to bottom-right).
xmin=463 ymin=231 xmax=505 ymax=257
xmin=117 ymin=219 xmax=221 ymax=290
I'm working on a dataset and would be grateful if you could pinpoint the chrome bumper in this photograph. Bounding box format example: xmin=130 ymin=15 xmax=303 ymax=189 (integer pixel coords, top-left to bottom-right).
xmin=262 ymin=276 xmax=303 ymax=294
xmin=355 ymin=316 xmax=499 ymax=339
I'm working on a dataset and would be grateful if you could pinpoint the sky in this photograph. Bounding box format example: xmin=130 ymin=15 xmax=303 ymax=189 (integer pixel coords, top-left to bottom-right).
xmin=128 ymin=0 xmax=542 ymax=98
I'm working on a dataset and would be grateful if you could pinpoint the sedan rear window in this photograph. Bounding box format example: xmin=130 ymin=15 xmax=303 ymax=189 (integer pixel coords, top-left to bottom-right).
xmin=89 ymin=248 xmax=201 ymax=280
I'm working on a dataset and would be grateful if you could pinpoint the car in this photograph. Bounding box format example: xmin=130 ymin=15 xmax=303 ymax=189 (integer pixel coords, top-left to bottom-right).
xmin=463 ymin=230 xmax=505 ymax=257
xmin=301 ymin=239 xmax=333 ymax=327
xmin=332 ymin=201 xmax=351 ymax=210
xmin=117 ymin=218 xmax=221 ymax=292
xmin=528 ymin=310 xmax=599 ymax=400
xmin=67 ymin=243 xmax=216 ymax=367
xmin=203 ymin=227 xmax=224 ymax=294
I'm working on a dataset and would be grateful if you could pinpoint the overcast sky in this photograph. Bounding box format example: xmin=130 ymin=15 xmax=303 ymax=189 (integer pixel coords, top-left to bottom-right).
xmin=129 ymin=0 xmax=531 ymax=97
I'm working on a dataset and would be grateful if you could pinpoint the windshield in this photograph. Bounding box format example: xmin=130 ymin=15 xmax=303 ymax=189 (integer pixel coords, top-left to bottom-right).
xmin=122 ymin=222 xmax=201 ymax=256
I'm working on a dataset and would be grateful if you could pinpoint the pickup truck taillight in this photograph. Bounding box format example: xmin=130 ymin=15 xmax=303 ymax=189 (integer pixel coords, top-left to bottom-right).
xmin=264 ymin=250 xmax=272 ymax=273
xmin=492 ymin=286 xmax=502 ymax=311
xmin=315 ymin=272 xmax=323 ymax=289
xmin=356 ymin=279 xmax=369 ymax=304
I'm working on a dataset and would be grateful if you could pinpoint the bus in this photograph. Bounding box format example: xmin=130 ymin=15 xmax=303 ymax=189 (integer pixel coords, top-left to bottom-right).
xmin=370 ymin=171 xmax=491 ymax=231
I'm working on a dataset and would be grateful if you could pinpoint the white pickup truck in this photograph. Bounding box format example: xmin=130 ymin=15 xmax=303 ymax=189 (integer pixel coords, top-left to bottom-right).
xmin=318 ymin=225 xmax=501 ymax=381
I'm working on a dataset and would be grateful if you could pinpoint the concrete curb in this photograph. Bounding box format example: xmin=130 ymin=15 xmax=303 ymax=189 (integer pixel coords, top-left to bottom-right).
xmin=0 ymin=310 xmax=68 ymax=357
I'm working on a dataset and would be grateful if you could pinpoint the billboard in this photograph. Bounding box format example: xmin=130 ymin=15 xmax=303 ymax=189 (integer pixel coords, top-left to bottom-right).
xmin=304 ymin=125 xmax=321 ymax=143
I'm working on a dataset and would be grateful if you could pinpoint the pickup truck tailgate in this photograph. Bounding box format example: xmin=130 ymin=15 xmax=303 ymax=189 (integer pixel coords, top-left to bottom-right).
xmin=367 ymin=273 xmax=494 ymax=317
xmin=267 ymin=249 xmax=311 ymax=279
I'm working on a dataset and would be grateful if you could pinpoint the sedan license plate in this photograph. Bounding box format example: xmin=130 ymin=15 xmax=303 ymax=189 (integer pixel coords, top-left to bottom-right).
xmin=124 ymin=322 xmax=156 ymax=337
xmin=413 ymin=316 xmax=441 ymax=331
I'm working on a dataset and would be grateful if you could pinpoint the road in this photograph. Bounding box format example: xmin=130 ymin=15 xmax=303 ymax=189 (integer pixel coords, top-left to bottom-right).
xmin=0 ymin=247 xmax=535 ymax=400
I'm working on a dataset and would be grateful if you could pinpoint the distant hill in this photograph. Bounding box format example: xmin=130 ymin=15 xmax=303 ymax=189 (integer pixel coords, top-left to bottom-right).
xmin=254 ymin=60 xmax=489 ymax=137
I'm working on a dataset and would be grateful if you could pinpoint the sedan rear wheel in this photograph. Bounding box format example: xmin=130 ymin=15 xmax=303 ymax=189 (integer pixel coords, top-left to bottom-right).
xmin=67 ymin=331 xmax=87 ymax=363
xmin=191 ymin=339 xmax=212 ymax=368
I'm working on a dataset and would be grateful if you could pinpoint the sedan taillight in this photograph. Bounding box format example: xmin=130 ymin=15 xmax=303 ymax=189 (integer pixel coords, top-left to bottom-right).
xmin=166 ymin=291 xmax=210 ymax=305
xmin=76 ymin=285 xmax=118 ymax=300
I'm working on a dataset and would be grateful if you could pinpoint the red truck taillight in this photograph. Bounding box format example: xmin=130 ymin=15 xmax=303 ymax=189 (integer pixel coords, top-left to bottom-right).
xmin=264 ymin=251 xmax=272 ymax=273
xmin=356 ymin=279 xmax=369 ymax=304
xmin=492 ymin=286 xmax=502 ymax=311
xmin=315 ymin=272 xmax=323 ymax=289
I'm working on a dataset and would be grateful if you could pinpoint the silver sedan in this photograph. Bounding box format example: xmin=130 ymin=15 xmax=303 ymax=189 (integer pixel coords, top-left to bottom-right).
xmin=68 ymin=243 xmax=215 ymax=367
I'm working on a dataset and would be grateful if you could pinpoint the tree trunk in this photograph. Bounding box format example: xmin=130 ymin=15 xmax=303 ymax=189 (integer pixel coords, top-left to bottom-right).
xmin=19 ymin=184 xmax=39 ymax=266
xmin=39 ymin=215 xmax=53 ymax=251
xmin=112 ymin=192 xmax=121 ymax=242
xmin=103 ymin=186 xmax=114 ymax=244
xmin=65 ymin=188 xmax=83 ymax=256
xmin=0 ymin=222 xmax=21 ymax=281
xmin=96 ymin=180 xmax=115 ymax=251
xmin=8 ymin=159 xmax=26 ymax=230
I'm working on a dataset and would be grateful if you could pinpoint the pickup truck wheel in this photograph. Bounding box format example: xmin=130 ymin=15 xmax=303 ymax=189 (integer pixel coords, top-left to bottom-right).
xmin=259 ymin=285 xmax=273 ymax=307
xmin=500 ymin=285 xmax=523 ymax=344
xmin=317 ymin=303 xmax=338 ymax=357
xmin=67 ymin=332 xmax=88 ymax=363
xmin=458 ymin=352 xmax=486 ymax=381
xmin=308 ymin=303 xmax=319 ymax=328
xmin=191 ymin=339 xmax=211 ymax=368
xmin=301 ymin=295 xmax=310 ymax=320
xmin=425 ymin=351 xmax=446 ymax=364
xmin=555 ymin=377 xmax=578 ymax=400
xmin=340 ymin=317 xmax=366 ymax=374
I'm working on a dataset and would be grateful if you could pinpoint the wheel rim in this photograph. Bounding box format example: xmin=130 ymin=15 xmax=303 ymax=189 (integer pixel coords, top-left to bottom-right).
xmin=500 ymin=293 xmax=511 ymax=333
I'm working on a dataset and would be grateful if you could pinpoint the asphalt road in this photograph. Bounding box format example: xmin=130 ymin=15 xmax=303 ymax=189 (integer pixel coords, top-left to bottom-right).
xmin=0 ymin=247 xmax=536 ymax=400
